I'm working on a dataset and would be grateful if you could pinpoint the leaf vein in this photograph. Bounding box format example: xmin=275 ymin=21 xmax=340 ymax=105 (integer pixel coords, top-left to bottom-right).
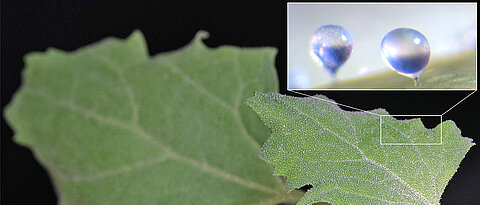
xmin=158 ymin=60 xmax=235 ymax=110
xmin=267 ymin=95 xmax=430 ymax=204
xmin=26 ymin=88 xmax=279 ymax=195
xmin=93 ymin=53 xmax=140 ymax=124
xmin=69 ymin=155 xmax=170 ymax=182
xmin=383 ymin=121 xmax=437 ymax=198
xmin=160 ymin=57 xmax=263 ymax=151
xmin=336 ymin=187 xmax=405 ymax=204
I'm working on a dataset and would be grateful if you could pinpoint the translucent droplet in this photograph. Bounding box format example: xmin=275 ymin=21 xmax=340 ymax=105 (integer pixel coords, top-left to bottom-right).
xmin=311 ymin=25 xmax=353 ymax=77
xmin=381 ymin=28 xmax=430 ymax=86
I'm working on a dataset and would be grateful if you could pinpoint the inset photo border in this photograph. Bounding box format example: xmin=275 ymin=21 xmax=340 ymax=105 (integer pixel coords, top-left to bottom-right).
xmin=287 ymin=2 xmax=477 ymax=90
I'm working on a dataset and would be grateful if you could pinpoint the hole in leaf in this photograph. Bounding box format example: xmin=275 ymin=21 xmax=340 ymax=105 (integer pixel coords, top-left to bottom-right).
xmin=392 ymin=116 xmax=440 ymax=129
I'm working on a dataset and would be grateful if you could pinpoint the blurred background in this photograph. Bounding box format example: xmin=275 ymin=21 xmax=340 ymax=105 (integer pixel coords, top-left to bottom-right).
xmin=288 ymin=3 xmax=477 ymax=89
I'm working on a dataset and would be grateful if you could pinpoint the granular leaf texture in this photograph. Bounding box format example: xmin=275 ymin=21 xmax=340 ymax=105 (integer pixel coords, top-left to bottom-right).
xmin=246 ymin=93 xmax=474 ymax=205
xmin=319 ymin=51 xmax=475 ymax=89
xmin=5 ymin=31 xmax=295 ymax=204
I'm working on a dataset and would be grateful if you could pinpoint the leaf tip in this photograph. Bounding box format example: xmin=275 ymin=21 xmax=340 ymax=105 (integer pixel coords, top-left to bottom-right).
xmin=441 ymin=120 xmax=475 ymax=147
xmin=191 ymin=30 xmax=210 ymax=48
xmin=127 ymin=29 xmax=149 ymax=56
xmin=128 ymin=29 xmax=146 ymax=42
xmin=130 ymin=29 xmax=145 ymax=37
xmin=195 ymin=30 xmax=210 ymax=40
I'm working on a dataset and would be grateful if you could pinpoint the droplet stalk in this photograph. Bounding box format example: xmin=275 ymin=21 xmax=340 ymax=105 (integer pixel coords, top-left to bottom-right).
xmin=414 ymin=77 xmax=421 ymax=87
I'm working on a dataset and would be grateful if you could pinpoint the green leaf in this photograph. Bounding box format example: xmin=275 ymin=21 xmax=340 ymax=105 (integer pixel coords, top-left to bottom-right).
xmin=319 ymin=51 xmax=476 ymax=89
xmin=5 ymin=31 xmax=300 ymax=204
xmin=246 ymin=93 xmax=474 ymax=205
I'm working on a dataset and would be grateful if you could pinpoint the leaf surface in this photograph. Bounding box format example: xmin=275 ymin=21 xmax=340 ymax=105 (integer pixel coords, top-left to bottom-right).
xmin=319 ymin=51 xmax=476 ymax=89
xmin=5 ymin=31 xmax=294 ymax=204
xmin=247 ymin=93 xmax=474 ymax=205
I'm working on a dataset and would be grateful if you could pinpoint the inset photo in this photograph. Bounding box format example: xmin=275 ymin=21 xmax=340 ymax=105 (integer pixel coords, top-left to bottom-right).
xmin=287 ymin=3 xmax=477 ymax=90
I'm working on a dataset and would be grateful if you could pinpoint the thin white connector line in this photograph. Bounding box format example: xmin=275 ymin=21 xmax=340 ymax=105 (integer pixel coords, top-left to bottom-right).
xmin=290 ymin=90 xmax=477 ymax=117
xmin=289 ymin=90 xmax=381 ymax=116
xmin=441 ymin=90 xmax=477 ymax=115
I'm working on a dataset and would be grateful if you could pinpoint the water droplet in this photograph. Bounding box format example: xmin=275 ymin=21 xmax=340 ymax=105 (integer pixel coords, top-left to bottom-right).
xmin=311 ymin=25 xmax=353 ymax=77
xmin=381 ymin=28 xmax=430 ymax=86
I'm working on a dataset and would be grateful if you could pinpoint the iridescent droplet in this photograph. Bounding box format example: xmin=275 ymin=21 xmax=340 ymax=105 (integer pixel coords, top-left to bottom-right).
xmin=311 ymin=25 xmax=353 ymax=76
xmin=381 ymin=28 xmax=430 ymax=85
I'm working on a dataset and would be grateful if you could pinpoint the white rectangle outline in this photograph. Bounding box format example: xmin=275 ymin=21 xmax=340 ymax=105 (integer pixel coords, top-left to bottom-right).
xmin=379 ymin=115 xmax=443 ymax=145
xmin=286 ymin=2 xmax=477 ymax=91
